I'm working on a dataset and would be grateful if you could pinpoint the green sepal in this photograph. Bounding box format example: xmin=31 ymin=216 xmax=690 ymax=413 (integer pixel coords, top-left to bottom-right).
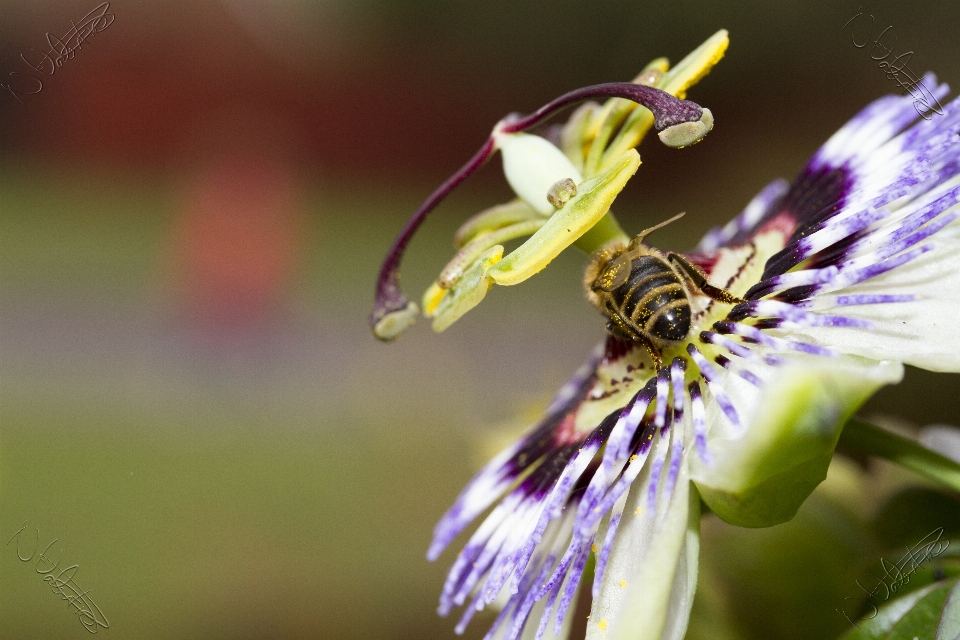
xmin=692 ymin=359 xmax=903 ymax=528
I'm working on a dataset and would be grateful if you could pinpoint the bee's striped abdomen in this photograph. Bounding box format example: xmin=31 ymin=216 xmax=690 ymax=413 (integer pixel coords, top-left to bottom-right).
xmin=613 ymin=255 xmax=690 ymax=343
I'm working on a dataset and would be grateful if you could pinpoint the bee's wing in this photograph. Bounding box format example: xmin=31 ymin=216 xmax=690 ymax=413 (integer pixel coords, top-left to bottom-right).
xmin=594 ymin=253 xmax=632 ymax=291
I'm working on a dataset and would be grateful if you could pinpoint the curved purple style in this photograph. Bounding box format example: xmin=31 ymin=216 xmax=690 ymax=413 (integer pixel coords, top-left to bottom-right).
xmin=370 ymin=83 xmax=708 ymax=339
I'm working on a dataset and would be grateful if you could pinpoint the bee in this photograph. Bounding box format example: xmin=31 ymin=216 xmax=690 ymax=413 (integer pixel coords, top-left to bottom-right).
xmin=584 ymin=213 xmax=746 ymax=370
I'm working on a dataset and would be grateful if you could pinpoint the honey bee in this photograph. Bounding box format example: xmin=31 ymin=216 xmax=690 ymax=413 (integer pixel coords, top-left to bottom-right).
xmin=584 ymin=213 xmax=746 ymax=370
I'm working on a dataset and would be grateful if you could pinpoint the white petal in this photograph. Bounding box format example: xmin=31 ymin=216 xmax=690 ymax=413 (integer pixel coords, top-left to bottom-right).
xmin=794 ymin=236 xmax=960 ymax=372
xmin=496 ymin=133 xmax=584 ymax=215
xmin=658 ymin=495 xmax=699 ymax=640
xmin=517 ymin=590 xmax=577 ymax=640
xmin=585 ymin=449 xmax=700 ymax=640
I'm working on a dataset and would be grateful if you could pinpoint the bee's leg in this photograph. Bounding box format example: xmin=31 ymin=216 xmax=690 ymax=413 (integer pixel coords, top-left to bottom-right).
xmin=637 ymin=334 xmax=663 ymax=371
xmin=604 ymin=319 xmax=662 ymax=370
xmin=667 ymin=252 xmax=746 ymax=305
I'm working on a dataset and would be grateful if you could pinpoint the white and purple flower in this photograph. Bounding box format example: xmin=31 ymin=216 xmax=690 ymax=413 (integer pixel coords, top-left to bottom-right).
xmin=371 ymin=30 xmax=960 ymax=640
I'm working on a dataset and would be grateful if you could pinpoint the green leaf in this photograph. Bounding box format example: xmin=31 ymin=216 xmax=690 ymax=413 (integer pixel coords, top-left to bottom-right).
xmin=887 ymin=580 xmax=954 ymax=640
xmin=939 ymin=579 xmax=960 ymax=640
xmin=838 ymin=582 xmax=941 ymax=640
xmin=838 ymin=579 xmax=960 ymax=640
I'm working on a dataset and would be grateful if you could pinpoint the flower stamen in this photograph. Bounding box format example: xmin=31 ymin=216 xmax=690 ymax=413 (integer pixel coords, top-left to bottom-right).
xmin=371 ymin=84 xmax=714 ymax=341
xmin=688 ymin=380 xmax=710 ymax=462
xmin=686 ymin=344 xmax=741 ymax=430
xmin=453 ymin=200 xmax=543 ymax=248
xmin=437 ymin=218 xmax=545 ymax=289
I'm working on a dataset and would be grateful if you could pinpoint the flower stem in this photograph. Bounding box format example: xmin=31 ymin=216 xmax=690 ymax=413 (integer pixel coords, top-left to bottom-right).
xmin=841 ymin=418 xmax=960 ymax=492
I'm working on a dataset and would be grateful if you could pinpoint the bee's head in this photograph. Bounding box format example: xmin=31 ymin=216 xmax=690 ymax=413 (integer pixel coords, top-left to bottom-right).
xmin=584 ymin=211 xmax=687 ymax=311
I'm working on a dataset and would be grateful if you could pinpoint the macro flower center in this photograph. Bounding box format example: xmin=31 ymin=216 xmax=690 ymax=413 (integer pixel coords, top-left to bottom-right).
xmin=572 ymin=227 xmax=789 ymax=435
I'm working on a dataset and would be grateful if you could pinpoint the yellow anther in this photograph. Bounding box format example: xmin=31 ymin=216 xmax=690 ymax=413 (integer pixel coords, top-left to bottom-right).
xmin=439 ymin=219 xmax=544 ymax=289
xmin=661 ymin=29 xmax=729 ymax=100
xmin=422 ymin=282 xmax=447 ymax=317
xmin=430 ymin=245 xmax=504 ymax=332
xmin=488 ymin=150 xmax=640 ymax=286
xmin=598 ymin=30 xmax=727 ymax=172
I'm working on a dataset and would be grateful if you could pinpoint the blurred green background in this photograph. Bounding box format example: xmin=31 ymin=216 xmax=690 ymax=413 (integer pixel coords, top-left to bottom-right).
xmin=1 ymin=1 xmax=959 ymax=638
